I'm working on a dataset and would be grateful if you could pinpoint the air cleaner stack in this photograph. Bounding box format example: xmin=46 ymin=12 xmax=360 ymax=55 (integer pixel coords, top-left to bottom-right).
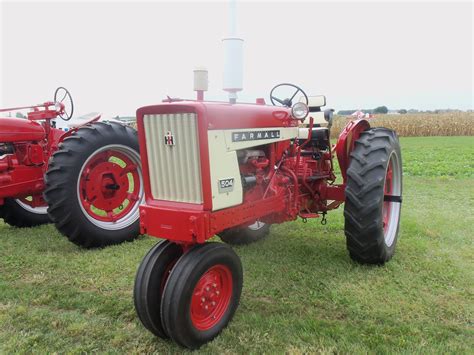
xmin=223 ymin=0 xmax=243 ymax=104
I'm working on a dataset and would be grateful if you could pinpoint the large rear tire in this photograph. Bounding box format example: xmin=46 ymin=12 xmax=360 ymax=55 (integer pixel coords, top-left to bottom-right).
xmin=0 ymin=196 xmax=50 ymax=227
xmin=44 ymin=122 xmax=143 ymax=248
xmin=218 ymin=221 xmax=270 ymax=245
xmin=161 ymin=242 xmax=243 ymax=349
xmin=344 ymin=128 xmax=402 ymax=264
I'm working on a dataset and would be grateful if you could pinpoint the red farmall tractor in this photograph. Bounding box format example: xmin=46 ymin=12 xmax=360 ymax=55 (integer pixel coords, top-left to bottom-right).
xmin=0 ymin=88 xmax=143 ymax=247
xmin=133 ymin=83 xmax=403 ymax=349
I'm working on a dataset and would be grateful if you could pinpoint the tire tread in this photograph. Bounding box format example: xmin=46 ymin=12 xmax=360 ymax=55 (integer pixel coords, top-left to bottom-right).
xmin=344 ymin=127 xmax=402 ymax=264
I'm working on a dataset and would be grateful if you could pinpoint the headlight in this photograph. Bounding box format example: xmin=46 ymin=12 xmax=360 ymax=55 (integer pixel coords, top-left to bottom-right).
xmin=291 ymin=102 xmax=309 ymax=120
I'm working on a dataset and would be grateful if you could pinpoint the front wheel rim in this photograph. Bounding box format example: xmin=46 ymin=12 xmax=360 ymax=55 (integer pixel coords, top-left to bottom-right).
xmin=77 ymin=144 xmax=143 ymax=230
xmin=190 ymin=265 xmax=233 ymax=331
xmin=382 ymin=151 xmax=402 ymax=247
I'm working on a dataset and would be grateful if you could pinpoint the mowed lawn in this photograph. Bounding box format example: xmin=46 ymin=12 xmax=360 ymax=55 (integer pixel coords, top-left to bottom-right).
xmin=0 ymin=137 xmax=473 ymax=353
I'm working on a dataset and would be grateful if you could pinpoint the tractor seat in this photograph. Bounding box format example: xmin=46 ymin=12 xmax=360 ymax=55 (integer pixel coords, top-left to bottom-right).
xmin=299 ymin=95 xmax=329 ymax=126
xmin=297 ymin=126 xmax=330 ymax=150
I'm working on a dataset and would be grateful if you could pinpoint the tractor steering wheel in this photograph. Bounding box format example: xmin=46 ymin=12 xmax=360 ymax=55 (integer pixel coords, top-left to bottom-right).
xmin=270 ymin=83 xmax=308 ymax=108
xmin=54 ymin=87 xmax=74 ymax=121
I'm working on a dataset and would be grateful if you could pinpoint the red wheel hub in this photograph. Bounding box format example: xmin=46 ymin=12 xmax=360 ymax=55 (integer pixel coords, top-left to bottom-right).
xmin=79 ymin=150 xmax=140 ymax=222
xmin=190 ymin=265 xmax=233 ymax=331
xmin=382 ymin=160 xmax=394 ymax=233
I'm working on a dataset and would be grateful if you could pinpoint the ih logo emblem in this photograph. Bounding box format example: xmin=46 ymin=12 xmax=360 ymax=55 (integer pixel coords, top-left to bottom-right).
xmin=164 ymin=131 xmax=175 ymax=146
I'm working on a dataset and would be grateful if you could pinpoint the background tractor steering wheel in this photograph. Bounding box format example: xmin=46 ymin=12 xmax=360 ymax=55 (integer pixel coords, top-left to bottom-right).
xmin=54 ymin=87 xmax=74 ymax=121
xmin=270 ymin=83 xmax=308 ymax=108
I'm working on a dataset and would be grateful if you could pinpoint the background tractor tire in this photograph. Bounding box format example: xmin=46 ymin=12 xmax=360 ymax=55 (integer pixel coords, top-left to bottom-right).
xmin=344 ymin=128 xmax=402 ymax=264
xmin=0 ymin=198 xmax=50 ymax=227
xmin=44 ymin=122 xmax=143 ymax=248
xmin=218 ymin=221 xmax=270 ymax=245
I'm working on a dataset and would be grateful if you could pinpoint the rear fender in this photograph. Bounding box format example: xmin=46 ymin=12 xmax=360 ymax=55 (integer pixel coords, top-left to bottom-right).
xmin=335 ymin=119 xmax=370 ymax=183
xmin=57 ymin=114 xmax=101 ymax=143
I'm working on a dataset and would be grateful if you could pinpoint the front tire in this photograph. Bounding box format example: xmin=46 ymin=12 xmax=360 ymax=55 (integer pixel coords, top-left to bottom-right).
xmin=44 ymin=122 xmax=143 ymax=248
xmin=344 ymin=128 xmax=402 ymax=264
xmin=1 ymin=196 xmax=50 ymax=227
xmin=161 ymin=242 xmax=243 ymax=349
xmin=218 ymin=221 xmax=270 ymax=245
xmin=134 ymin=240 xmax=183 ymax=338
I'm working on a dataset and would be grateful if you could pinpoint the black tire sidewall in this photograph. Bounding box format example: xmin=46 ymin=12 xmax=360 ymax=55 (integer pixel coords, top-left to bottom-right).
xmin=134 ymin=240 xmax=182 ymax=338
xmin=2 ymin=198 xmax=50 ymax=227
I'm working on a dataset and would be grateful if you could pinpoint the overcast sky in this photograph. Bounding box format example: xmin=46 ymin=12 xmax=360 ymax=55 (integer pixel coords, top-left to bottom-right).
xmin=1 ymin=1 xmax=473 ymax=118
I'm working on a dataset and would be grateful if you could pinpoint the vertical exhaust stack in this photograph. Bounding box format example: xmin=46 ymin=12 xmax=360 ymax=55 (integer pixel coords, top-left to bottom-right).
xmin=223 ymin=0 xmax=243 ymax=104
xmin=194 ymin=67 xmax=208 ymax=101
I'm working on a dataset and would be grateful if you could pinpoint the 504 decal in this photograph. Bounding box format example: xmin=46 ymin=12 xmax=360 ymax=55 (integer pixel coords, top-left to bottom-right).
xmin=218 ymin=178 xmax=234 ymax=193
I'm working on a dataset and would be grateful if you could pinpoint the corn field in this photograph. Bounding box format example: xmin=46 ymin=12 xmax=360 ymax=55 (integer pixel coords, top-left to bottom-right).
xmin=129 ymin=112 xmax=473 ymax=138
xmin=330 ymin=112 xmax=474 ymax=138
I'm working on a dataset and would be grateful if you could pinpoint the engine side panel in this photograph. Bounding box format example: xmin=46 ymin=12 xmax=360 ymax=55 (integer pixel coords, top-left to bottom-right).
xmin=207 ymin=131 xmax=243 ymax=211
xmin=208 ymin=127 xmax=298 ymax=211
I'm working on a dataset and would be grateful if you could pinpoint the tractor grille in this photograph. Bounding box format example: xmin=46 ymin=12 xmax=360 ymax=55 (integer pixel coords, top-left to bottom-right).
xmin=143 ymin=113 xmax=203 ymax=203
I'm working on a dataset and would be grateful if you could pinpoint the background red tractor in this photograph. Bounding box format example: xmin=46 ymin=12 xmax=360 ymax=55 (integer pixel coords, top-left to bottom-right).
xmin=133 ymin=83 xmax=402 ymax=349
xmin=0 ymin=88 xmax=143 ymax=247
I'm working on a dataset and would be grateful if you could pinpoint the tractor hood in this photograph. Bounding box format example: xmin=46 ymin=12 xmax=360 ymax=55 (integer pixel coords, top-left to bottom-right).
xmin=137 ymin=101 xmax=296 ymax=129
xmin=0 ymin=118 xmax=46 ymax=142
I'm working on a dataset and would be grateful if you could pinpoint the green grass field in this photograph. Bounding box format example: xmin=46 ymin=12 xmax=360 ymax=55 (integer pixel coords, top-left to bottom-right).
xmin=1 ymin=136 xmax=473 ymax=353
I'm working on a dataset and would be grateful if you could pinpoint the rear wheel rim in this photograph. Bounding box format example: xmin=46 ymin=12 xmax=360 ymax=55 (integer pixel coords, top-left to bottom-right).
xmin=247 ymin=221 xmax=265 ymax=231
xmin=190 ymin=265 xmax=233 ymax=331
xmin=77 ymin=144 xmax=143 ymax=230
xmin=15 ymin=195 xmax=48 ymax=214
xmin=382 ymin=151 xmax=402 ymax=246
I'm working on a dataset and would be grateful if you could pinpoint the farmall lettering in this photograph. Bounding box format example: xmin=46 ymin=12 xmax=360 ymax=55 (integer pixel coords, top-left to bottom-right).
xmin=232 ymin=129 xmax=280 ymax=142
